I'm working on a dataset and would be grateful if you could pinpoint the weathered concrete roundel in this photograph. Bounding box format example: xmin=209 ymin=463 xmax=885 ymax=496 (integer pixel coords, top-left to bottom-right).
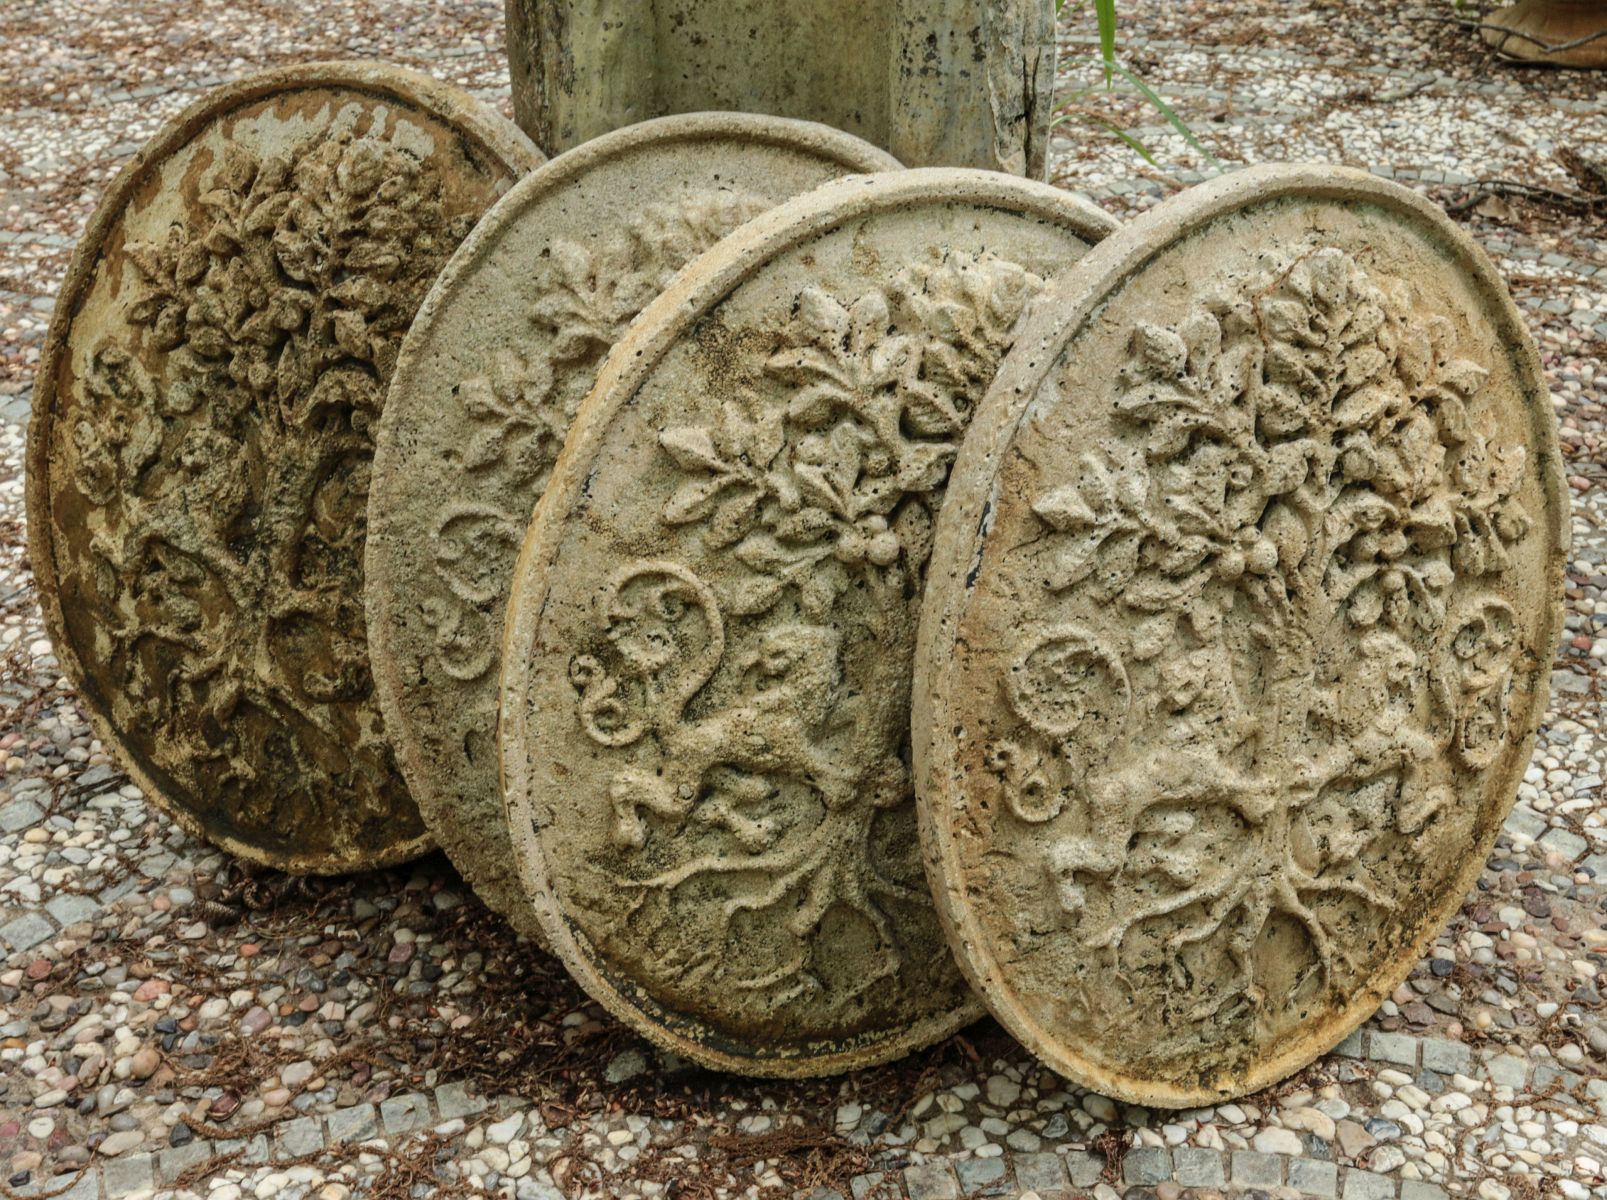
xmin=368 ymin=114 xmax=901 ymax=942
xmin=499 ymin=169 xmax=1117 ymax=1075
xmin=26 ymin=64 xmax=540 ymax=874
xmin=915 ymin=165 xmax=1570 ymax=1106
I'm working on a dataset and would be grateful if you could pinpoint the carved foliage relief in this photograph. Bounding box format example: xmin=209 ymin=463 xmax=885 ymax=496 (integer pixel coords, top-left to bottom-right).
xmin=49 ymin=107 xmax=504 ymax=861
xmin=978 ymin=248 xmax=1537 ymax=1059
xmin=426 ymin=192 xmax=769 ymax=683
xmin=562 ymin=255 xmax=1043 ymax=1026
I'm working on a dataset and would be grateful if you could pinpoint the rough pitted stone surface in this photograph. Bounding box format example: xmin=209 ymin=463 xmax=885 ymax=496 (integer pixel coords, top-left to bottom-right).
xmin=367 ymin=114 xmax=900 ymax=941
xmin=506 ymin=0 xmax=1057 ymax=176
xmin=915 ymin=164 xmax=1571 ymax=1106
xmin=500 ymin=169 xmax=1116 ymax=1076
xmin=26 ymin=63 xmax=540 ymax=873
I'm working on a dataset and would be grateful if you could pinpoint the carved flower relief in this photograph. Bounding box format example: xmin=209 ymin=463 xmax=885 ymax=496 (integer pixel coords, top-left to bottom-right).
xmin=454 ymin=349 xmax=564 ymax=484
xmin=984 ymin=627 xmax=1134 ymax=825
xmin=71 ymin=348 xmax=164 ymax=507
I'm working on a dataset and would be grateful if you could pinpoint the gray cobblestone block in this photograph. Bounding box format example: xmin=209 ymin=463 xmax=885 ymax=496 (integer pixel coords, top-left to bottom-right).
xmin=1123 ymin=1147 xmax=1172 ymax=1186
xmin=0 ymin=912 xmax=55 ymax=953
xmin=103 ymin=1150 xmax=156 ymax=1195
xmin=0 ymin=796 xmax=43 ymax=832
xmin=326 ymin=1102 xmax=378 ymax=1144
xmin=1333 ymin=1029 xmax=1366 ymax=1058
xmin=1531 ymin=1063 xmax=1580 ymax=1096
xmin=380 ymin=1092 xmax=431 ymax=1135
xmin=1367 ymin=1031 xmax=1418 ymax=1067
xmin=1419 ymin=1038 xmax=1472 ymax=1077
xmin=435 ymin=1080 xmax=488 ymax=1120
xmin=799 ymin=1189 xmax=843 ymax=1200
xmin=213 ymin=1134 xmax=270 ymax=1165
xmin=16 ymin=1172 xmax=96 ymax=1200
xmin=1289 ymin=1158 xmax=1339 ymax=1197
xmin=1012 ymin=1151 xmax=1068 ymax=1193
xmin=1232 ymin=1150 xmax=1284 ymax=1188
xmin=1174 ymin=1146 xmax=1226 ymax=1187
xmin=1065 ymin=1149 xmax=1104 ymax=1188
xmin=903 ymin=1162 xmax=959 ymax=1200
xmin=158 ymin=1139 xmax=215 ymax=1181
xmin=1343 ymin=1168 xmax=1398 ymax=1200
xmin=954 ymin=1155 xmax=1009 ymax=1195
xmin=98 ymin=876 xmax=141 ymax=906
xmin=44 ymin=893 xmax=101 ymax=928
xmin=1539 ymin=827 xmax=1589 ymax=859
xmin=1504 ymin=805 xmax=1547 ymax=841
xmin=847 ymin=1172 xmax=884 ymax=1200
xmin=1401 ymin=1182 xmax=1448 ymax=1200
xmin=1486 ymin=1053 xmax=1529 ymax=1089
xmin=277 ymin=1114 xmax=324 ymax=1156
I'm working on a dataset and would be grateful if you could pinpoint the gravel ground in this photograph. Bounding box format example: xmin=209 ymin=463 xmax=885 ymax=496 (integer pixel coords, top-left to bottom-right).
xmin=1 ymin=3 xmax=1604 ymax=1199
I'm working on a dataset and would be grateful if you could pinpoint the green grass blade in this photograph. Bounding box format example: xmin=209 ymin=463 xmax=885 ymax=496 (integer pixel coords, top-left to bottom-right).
xmin=1095 ymin=0 xmax=1118 ymax=86
xmin=1084 ymin=115 xmax=1159 ymax=166
xmin=1109 ymin=60 xmax=1221 ymax=166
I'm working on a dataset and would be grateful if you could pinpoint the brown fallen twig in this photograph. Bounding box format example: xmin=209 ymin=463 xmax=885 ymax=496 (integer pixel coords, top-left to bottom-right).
xmin=1405 ymin=13 xmax=1607 ymax=54
xmin=1444 ymin=178 xmax=1607 ymax=214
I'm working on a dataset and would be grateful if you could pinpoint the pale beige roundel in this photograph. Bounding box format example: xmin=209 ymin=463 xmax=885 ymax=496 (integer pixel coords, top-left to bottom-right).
xmin=915 ymin=165 xmax=1570 ymax=1106
xmin=499 ymin=170 xmax=1118 ymax=1075
xmin=27 ymin=63 xmax=539 ymax=874
xmin=367 ymin=114 xmax=900 ymax=942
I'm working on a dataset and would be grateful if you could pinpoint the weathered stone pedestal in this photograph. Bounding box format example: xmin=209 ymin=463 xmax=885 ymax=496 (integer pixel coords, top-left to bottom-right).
xmin=1482 ymin=0 xmax=1607 ymax=67
xmin=506 ymin=0 xmax=1057 ymax=176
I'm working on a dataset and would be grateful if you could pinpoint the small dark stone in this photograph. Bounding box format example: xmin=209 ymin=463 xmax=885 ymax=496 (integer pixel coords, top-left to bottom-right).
xmin=169 ymin=1122 xmax=194 ymax=1148
xmin=1364 ymin=1118 xmax=1402 ymax=1141
xmin=154 ymin=1017 xmax=177 ymax=1034
xmin=1429 ymin=958 xmax=1455 ymax=977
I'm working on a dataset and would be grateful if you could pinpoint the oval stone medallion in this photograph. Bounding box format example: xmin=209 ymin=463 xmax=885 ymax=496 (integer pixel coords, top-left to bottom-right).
xmin=26 ymin=64 xmax=540 ymax=873
xmin=368 ymin=114 xmax=900 ymax=940
xmin=500 ymin=169 xmax=1117 ymax=1075
xmin=915 ymin=165 xmax=1570 ymax=1105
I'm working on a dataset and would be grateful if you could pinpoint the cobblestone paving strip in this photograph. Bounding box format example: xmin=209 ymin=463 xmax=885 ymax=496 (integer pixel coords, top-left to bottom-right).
xmin=1 ymin=1 xmax=1604 ymax=1198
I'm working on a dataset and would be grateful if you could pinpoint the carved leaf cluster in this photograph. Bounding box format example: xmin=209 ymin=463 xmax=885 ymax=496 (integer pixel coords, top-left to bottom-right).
xmin=659 ymin=255 xmax=1044 ymax=618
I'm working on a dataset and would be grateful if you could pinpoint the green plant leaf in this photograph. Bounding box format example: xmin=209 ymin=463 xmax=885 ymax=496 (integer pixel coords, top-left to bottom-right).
xmin=1108 ymin=60 xmax=1222 ymax=166
xmin=1095 ymin=0 xmax=1117 ymax=86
